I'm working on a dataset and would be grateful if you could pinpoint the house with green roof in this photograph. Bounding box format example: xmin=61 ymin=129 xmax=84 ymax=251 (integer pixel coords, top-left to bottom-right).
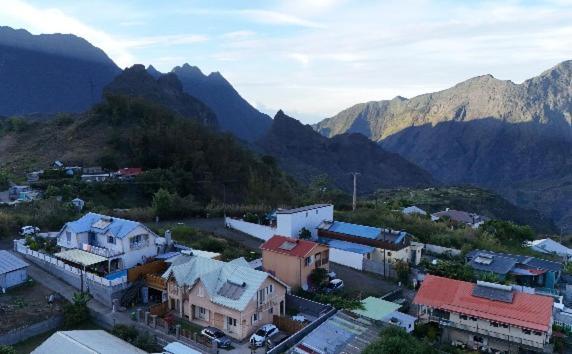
xmin=163 ymin=255 xmax=288 ymax=340
xmin=351 ymin=296 xmax=417 ymax=333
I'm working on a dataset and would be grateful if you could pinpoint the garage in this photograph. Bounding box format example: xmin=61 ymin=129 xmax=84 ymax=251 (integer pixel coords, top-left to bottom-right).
xmin=0 ymin=250 xmax=30 ymax=291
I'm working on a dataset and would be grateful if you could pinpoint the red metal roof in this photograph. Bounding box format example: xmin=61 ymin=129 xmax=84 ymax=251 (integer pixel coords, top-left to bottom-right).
xmin=413 ymin=275 xmax=553 ymax=332
xmin=260 ymin=235 xmax=320 ymax=258
xmin=117 ymin=167 xmax=143 ymax=177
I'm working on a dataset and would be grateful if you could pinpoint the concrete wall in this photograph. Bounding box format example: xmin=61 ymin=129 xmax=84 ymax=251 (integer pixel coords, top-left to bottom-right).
xmin=329 ymin=248 xmax=364 ymax=270
xmin=0 ymin=315 xmax=63 ymax=345
xmin=276 ymin=205 xmax=333 ymax=239
xmin=225 ymin=217 xmax=276 ymax=241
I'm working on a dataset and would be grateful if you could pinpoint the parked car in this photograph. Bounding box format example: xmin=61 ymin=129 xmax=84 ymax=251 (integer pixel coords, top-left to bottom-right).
xmin=250 ymin=324 xmax=279 ymax=347
xmin=20 ymin=226 xmax=40 ymax=236
xmin=324 ymin=279 xmax=344 ymax=292
xmin=200 ymin=327 xmax=232 ymax=348
xmin=266 ymin=332 xmax=289 ymax=349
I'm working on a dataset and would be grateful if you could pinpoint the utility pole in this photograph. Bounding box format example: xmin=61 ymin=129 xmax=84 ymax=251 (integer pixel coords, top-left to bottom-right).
xmin=350 ymin=172 xmax=360 ymax=211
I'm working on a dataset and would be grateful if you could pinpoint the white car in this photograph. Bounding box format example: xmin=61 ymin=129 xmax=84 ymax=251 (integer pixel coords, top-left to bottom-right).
xmin=249 ymin=324 xmax=278 ymax=347
xmin=20 ymin=226 xmax=40 ymax=236
xmin=325 ymin=279 xmax=344 ymax=292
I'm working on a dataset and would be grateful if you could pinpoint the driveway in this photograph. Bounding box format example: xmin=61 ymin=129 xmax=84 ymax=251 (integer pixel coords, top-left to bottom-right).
xmin=331 ymin=263 xmax=399 ymax=298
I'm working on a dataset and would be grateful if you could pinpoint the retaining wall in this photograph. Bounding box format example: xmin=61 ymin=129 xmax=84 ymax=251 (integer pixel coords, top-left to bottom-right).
xmin=0 ymin=315 xmax=63 ymax=345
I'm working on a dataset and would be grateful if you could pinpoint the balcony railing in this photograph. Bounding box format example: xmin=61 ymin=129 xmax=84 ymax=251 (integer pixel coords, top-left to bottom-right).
xmin=428 ymin=316 xmax=546 ymax=349
xmin=82 ymin=243 xmax=123 ymax=258
xmin=146 ymin=273 xmax=167 ymax=290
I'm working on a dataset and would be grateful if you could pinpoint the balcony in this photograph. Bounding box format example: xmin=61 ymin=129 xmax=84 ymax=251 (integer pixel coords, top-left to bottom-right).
xmin=429 ymin=316 xmax=547 ymax=350
xmin=81 ymin=243 xmax=123 ymax=258
xmin=146 ymin=273 xmax=167 ymax=290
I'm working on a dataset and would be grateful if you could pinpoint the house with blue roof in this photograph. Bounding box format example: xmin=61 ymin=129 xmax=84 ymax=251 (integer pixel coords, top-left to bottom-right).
xmin=57 ymin=212 xmax=162 ymax=271
xmin=317 ymin=220 xmax=423 ymax=271
xmin=465 ymin=249 xmax=563 ymax=292
xmin=163 ymin=255 xmax=288 ymax=341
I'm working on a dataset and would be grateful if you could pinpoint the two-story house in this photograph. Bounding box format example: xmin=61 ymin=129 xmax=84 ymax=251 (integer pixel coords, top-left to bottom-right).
xmin=260 ymin=235 xmax=329 ymax=290
xmin=163 ymin=256 xmax=288 ymax=341
xmin=414 ymin=275 xmax=553 ymax=353
xmin=57 ymin=213 xmax=161 ymax=271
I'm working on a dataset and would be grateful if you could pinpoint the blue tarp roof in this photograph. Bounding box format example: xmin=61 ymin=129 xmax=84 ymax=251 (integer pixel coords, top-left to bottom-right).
xmin=65 ymin=212 xmax=140 ymax=239
xmin=327 ymin=221 xmax=381 ymax=239
xmin=319 ymin=238 xmax=375 ymax=254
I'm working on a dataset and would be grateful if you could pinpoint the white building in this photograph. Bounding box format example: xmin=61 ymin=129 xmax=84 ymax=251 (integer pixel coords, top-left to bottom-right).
xmin=402 ymin=206 xmax=428 ymax=216
xmin=528 ymin=238 xmax=572 ymax=261
xmin=0 ymin=250 xmax=29 ymax=291
xmin=57 ymin=212 xmax=161 ymax=271
xmin=276 ymin=204 xmax=333 ymax=239
xmin=32 ymin=330 xmax=147 ymax=354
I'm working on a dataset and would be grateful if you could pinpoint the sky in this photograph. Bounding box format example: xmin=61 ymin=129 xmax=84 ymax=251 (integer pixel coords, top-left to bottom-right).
xmin=2 ymin=0 xmax=572 ymax=123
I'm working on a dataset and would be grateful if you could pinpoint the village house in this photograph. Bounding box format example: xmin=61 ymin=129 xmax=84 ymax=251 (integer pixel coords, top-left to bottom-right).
xmin=527 ymin=238 xmax=572 ymax=262
xmin=260 ymin=235 xmax=329 ymax=290
xmin=115 ymin=167 xmax=143 ymax=180
xmin=431 ymin=208 xmax=489 ymax=228
xmin=163 ymin=256 xmax=288 ymax=341
xmin=465 ymin=249 xmax=563 ymax=292
xmin=56 ymin=212 xmax=162 ymax=271
xmin=317 ymin=221 xmax=423 ymax=269
xmin=414 ymin=275 xmax=554 ymax=353
xmin=275 ymin=204 xmax=334 ymax=239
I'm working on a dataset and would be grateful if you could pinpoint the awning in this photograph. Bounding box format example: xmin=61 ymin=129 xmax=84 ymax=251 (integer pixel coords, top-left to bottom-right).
xmin=55 ymin=249 xmax=108 ymax=267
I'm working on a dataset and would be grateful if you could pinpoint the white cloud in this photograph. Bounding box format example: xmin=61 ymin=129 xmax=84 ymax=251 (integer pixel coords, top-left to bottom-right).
xmin=238 ymin=9 xmax=325 ymax=28
xmin=0 ymin=0 xmax=135 ymax=67
xmin=122 ymin=34 xmax=208 ymax=49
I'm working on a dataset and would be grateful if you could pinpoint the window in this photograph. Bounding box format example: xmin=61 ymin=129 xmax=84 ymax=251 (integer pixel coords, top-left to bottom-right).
xmin=533 ymin=331 xmax=542 ymax=336
xmin=490 ymin=321 xmax=499 ymax=327
xmin=501 ymin=324 xmax=509 ymax=329
xmin=523 ymin=329 xmax=532 ymax=335
xmin=251 ymin=313 xmax=258 ymax=324
xmin=66 ymin=231 xmax=71 ymax=242
xmin=227 ymin=317 xmax=237 ymax=326
xmin=473 ymin=336 xmax=484 ymax=343
xmin=269 ymin=284 xmax=274 ymax=293
xmin=199 ymin=307 xmax=206 ymax=315
xmin=269 ymin=307 xmax=273 ymax=314
xmin=460 ymin=315 xmax=468 ymax=320
xmin=304 ymin=256 xmax=313 ymax=266
xmin=107 ymin=235 xmax=115 ymax=244
xmin=198 ymin=286 xmax=204 ymax=297
xmin=470 ymin=317 xmax=477 ymax=321
xmin=387 ymin=252 xmax=392 ymax=257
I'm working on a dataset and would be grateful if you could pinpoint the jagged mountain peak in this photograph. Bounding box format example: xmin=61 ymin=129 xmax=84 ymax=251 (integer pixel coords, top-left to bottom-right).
xmin=146 ymin=65 xmax=162 ymax=78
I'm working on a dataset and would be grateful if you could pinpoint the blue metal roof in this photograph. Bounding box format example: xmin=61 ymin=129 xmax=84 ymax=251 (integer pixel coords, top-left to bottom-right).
xmin=318 ymin=237 xmax=375 ymax=254
xmin=327 ymin=221 xmax=381 ymax=239
xmin=65 ymin=212 xmax=141 ymax=239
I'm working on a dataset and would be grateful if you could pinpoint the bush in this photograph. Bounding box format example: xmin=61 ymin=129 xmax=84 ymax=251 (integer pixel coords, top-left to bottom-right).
xmin=63 ymin=292 xmax=91 ymax=328
xmin=112 ymin=325 xmax=158 ymax=352
xmin=0 ymin=345 xmax=16 ymax=354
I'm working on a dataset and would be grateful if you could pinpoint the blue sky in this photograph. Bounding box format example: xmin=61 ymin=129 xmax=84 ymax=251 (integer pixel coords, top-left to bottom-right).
xmin=2 ymin=0 xmax=572 ymax=123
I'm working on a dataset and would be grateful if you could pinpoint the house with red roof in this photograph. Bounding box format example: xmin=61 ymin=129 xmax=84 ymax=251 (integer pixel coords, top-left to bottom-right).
xmin=413 ymin=275 xmax=553 ymax=353
xmin=116 ymin=167 xmax=143 ymax=180
xmin=260 ymin=235 xmax=329 ymax=290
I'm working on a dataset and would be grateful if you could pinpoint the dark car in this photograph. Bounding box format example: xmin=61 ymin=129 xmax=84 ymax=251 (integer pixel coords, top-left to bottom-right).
xmin=200 ymin=327 xmax=232 ymax=348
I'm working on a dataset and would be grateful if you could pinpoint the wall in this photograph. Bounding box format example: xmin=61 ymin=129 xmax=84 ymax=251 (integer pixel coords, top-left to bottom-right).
xmin=0 ymin=315 xmax=63 ymax=345
xmin=225 ymin=217 xmax=275 ymax=241
xmin=363 ymin=259 xmax=397 ymax=279
xmin=276 ymin=205 xmax=333 ymax=239
xmin=328 ymin=248 xmax=364 ymax=270
xmin=0 ymin=268 xmax=27 ymax=289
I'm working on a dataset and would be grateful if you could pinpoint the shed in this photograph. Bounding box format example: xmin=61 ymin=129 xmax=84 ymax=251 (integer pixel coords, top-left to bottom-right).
xmin=0 ymin=250 xmax=29 ymax=290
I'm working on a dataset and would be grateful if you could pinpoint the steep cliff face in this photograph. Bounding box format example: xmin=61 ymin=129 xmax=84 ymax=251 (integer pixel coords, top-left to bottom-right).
xmin=0 ymin=26 xmax=120 ymax=116
xmin=257 ymin=110 xmax=435 ymax=193
xmin=314 ymin=61 xmax=572 ymax=225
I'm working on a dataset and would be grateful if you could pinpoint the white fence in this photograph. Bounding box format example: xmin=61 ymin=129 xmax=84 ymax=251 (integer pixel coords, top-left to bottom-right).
xmin=14 ymin=240 xmax=127 ymax=287
xmin=225 ymin=217 xmax=276 ymax=241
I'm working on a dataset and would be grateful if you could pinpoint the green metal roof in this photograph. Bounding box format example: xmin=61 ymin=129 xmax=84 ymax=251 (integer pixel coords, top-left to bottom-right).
xmin=351 ymin=296 xmax=401 ymax=321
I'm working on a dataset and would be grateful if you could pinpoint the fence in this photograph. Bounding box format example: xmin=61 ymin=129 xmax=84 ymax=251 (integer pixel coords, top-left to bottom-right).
xmin=224 ymin=217 xmax=275 ymax=241
xmin=128 ymin=260 xmax=168 ymax=283
xmin=14 ymin=240 xmax=129 ymax=306
xmin=0 ymin=315 xmax=63 ymax=345
xmin=329 ymin=247 xmax=365 ymax=270
xmin=149 ymin=302 xmax=169 ymax=316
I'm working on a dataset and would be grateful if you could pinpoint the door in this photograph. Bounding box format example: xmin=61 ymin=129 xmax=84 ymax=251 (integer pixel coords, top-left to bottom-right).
xmin=280 ymin=301 xmax=285 ymax=316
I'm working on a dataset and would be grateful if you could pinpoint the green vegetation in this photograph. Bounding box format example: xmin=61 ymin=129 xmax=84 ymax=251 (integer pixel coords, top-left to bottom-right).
xmin=0 ymin=199 xmax=77 ymax=238
xmin=63 ymin=292 xmax=91 ymax=329
xmin=295 ymin=290 xmax=364 ymax=310
xmin=0 ymin=345 xmax=16 ymax=354
xmin=25 ymin=234 xmax=58 ymax=254
xmin=298 ymin=227 xmax=311 ymax=240
xmin=111 ymin=324 xmax=160 ymax=353
xmin=308 ymin=268 xmax=329 ymax=288
xmin=363 ymin=326 xmax=436 ymax=354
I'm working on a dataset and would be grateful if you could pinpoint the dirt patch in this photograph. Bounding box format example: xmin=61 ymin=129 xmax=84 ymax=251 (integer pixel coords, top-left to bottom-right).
xmin=0 ymin=280 xmax=65 ymax=334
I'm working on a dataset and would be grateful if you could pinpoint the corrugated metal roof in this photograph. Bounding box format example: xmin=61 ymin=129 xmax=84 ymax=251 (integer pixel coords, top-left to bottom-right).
xmin=413 ymin=275 xmax=553 ymax=332
xmin=31 ymin=330 xmax=147 ymax=354
xmin=351 ymin=297 xmax=401 ymax=321
xmin=163 ymin=256 xmax=273 ymax=311
xmin=64 ymin=212 xmax=141 ymax=239
xmin=318 ymin=237 xmax=374 ymax=254
xmin=0 ymin=250 xmax=29 ymax=274
xmin=326 ymin=221 xmax=381 ymax=239
xmin=55 ymin=249 xmax=108 ymax=267
xmin=260 ymin=235 xmax=319 ymax=258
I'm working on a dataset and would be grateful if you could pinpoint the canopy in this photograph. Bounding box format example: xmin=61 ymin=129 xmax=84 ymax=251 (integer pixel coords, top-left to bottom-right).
xmin=55 ymin=249 xmax=107 ymax=267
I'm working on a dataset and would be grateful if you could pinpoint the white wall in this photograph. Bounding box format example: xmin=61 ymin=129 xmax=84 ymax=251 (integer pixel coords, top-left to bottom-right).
xmin=276 ymin=205 xmax=333 ymax=239
xmin=329 ymin=248 xmax=364 ymax=270
xmin=225 ymin=217 xmax=276 ymax=241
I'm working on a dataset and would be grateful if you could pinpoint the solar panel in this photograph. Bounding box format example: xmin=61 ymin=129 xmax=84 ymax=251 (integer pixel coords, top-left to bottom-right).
xmin=472 ymin=285 xmax=514 ymax=303
xmin=217 ymin=281 xmax=246 ymax=300
xmin=279 ymin=241 xmax=297 ymax=251
xmin=474 ymin=255 xmax=493 ymax=265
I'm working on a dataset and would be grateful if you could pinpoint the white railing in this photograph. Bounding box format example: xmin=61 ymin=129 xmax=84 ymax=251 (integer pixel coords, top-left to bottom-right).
xmin=82 ymin=243 xmax=123 ymax=258
xmin=14 ymin=240 xmax=127 ymax=287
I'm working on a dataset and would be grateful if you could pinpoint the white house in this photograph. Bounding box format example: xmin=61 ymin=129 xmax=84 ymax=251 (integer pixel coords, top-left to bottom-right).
xmin=528 ymin=238 xmax=572 ymax=261
xmin=57 ymin=213 xmax=161 ymax=271
xmin=0 ymin=250 xmax=29 ymax=291
xmin=275 ymin=204 xmax=333 ymax=239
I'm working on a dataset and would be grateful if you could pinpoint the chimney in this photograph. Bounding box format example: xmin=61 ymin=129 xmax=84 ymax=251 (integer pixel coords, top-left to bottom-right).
xmin=165 ymin=229 xmax=172 ymax=246
xmin=445 ymin=208 xmax=450 ymax=211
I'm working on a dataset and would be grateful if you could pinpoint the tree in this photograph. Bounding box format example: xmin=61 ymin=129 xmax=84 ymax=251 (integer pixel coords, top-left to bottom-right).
xmin=363 ymin=327 xmax=437 ymax=354
xmin=63 ymin=292 xmax=91 ymax=328
xmin=152 ymin=188 xmax=175 ymax=218
xmin=299 ymin=227 xmax=311 ymax=240
xmin=0 ymin=345 xmax=16 ymax=354
xmin=394 ymin=260 xmax=410 ymax=285
xmin=308 ymin=268 xmax=329 ymax=289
